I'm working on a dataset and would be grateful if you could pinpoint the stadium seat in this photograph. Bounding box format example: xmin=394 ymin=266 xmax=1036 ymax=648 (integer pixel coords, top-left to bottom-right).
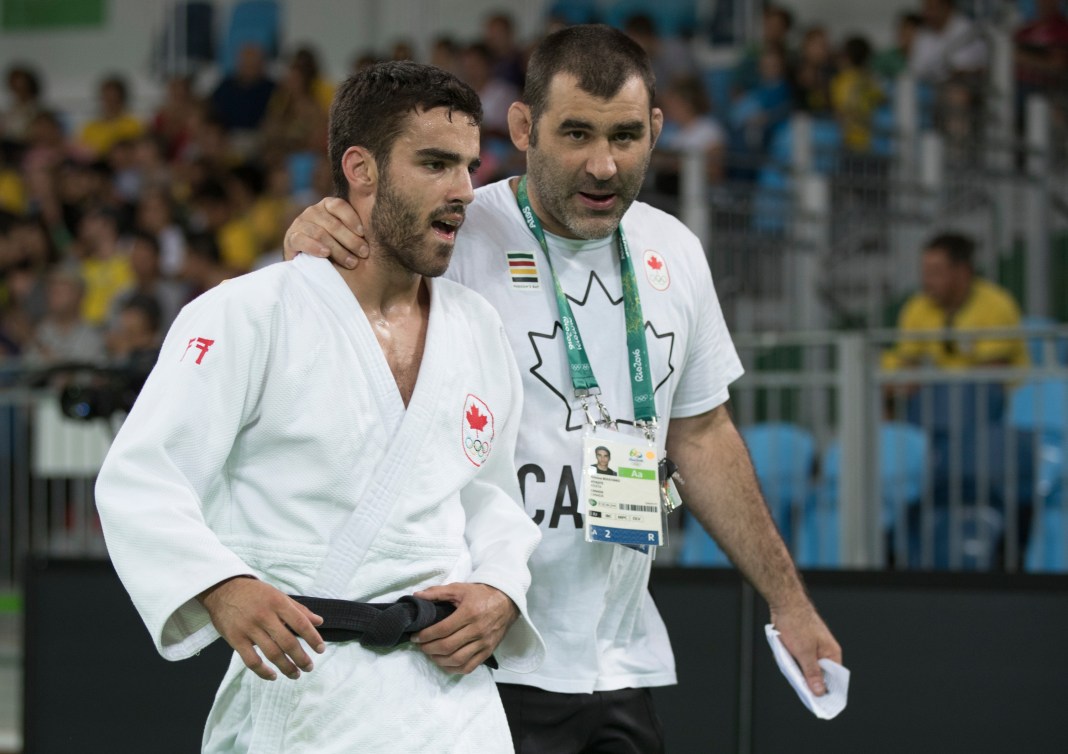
xmin=679 ymin=422 xmax=816 ymax=567
xmin=219 ymin=0 xmax=280 ymax=75
xmin=752 ymin=166 xmax=791 ymax=234
xmin=603 ymin=0 xmax=699 ymax=36
xmin=1010 ymin=378 xmax=1068 ymax=571
xmin=678 ymin=510 xmax=731 ymax=567
xmin=767 ymin=116 xmax=842 ymax=174
xmin=799 ymin=422 xmax=928 ymax=567
xmin=547 ymin=0 xmax=599 ymax=24
xmin=1021 ymin=315 xmax=1068 ymax=365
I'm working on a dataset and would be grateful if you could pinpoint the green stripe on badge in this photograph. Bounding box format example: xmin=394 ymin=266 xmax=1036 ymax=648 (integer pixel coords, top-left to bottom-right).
xmin=620 ymin=467 xmax=656 ymax=480
xmin=507 ymin=252 xmax=535 ymax=260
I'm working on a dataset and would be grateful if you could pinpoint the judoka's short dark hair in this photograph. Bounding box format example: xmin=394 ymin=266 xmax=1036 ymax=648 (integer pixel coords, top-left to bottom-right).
xmin=522 ymin=25 xmax=655 ymax=146
xmin=329 ymin=60 xmax=483 ymax=198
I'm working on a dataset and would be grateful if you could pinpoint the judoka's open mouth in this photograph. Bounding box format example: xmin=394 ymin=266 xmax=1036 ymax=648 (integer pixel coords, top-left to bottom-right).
xmin=431 ymin=217 xmax=463 ymax=241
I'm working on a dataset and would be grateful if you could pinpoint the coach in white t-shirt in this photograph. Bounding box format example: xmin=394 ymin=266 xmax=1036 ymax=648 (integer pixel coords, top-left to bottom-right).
xmin=285 ymin=24 xmax=842 ymax=754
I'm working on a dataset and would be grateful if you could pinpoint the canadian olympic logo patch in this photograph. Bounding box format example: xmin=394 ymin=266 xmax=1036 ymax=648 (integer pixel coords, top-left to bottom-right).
xmin=462 ymin=394 xmax=495 ymax=467
xmin=643 ymin=250 xmax=670 ymax=291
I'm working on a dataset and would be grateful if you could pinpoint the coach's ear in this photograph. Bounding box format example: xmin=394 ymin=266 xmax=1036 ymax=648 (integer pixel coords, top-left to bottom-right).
xmin=341 ymin=146 xmax=377 ymax=198
xmin=508 ymin=102 xmax=533 ymax=152
xmin=650 ymin=107 xmax=664 ymax=149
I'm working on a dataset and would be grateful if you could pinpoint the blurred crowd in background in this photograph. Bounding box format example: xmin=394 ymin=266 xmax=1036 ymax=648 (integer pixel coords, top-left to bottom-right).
xmin=0 ymin=0 xmax=1065 ymax=371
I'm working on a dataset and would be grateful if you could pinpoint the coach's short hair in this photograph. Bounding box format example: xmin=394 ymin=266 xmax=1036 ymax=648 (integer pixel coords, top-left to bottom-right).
xmin=522 ymin=24 xmax=655 ymax=145
xmin=328 ymin=60 xmax=482 ymax=199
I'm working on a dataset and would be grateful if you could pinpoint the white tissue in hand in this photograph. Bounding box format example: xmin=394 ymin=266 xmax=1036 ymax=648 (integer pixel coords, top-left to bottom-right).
xmin=764 ymin=624 xmax=850 ymax=720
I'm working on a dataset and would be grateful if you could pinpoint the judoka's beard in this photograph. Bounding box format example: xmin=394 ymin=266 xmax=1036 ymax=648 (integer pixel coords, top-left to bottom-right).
xmin=371 ymin=177 xmax=457 ymax=278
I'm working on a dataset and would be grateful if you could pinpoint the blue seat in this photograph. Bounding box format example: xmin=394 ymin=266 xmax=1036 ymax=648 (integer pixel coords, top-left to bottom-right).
xmin=678 ymin=510 xmax=731 ymax=567
xmin=604 ymin=0 xmax=698 ymax=36
xmin=679 ymin=422 xmax=815 ymax=567
xmin=1021 ymin=316 xmax=1068 ymax=365
xmin=871 ymin=104 xmax=895 ymax=157
xmin=1009 ymin=378 xmax=1068 ymax=437
xmin=800 ymin=422 xmax=928 ymax=567
xmin=767 ymin=117 xmax=842 ymax=174
xmin=547 ymin=0 xmax=598 ymax=24
xmin=741 ymin=422 xmax=817 ymax=528
xmin=752 ymin=166 xmax=791 ymax=234
xmin=1010 ymin=378 xmax=1068 ymax=571
xmin=220 ymin=0 xmax=280 ymax=74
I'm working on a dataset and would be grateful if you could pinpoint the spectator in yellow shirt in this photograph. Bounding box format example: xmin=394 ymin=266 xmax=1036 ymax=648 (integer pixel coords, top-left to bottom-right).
xmin=884 ymin=232 xmax=1028 ymax=370
xmin=76 ymin=206 xmax=134 ymax=327
xmin=190 ymin=178 xmax=258 ymax=273
xmin=78 ymin=75 xmax=145 ymax=159
xmin=831 ymin=36 xmax=884 ymax=153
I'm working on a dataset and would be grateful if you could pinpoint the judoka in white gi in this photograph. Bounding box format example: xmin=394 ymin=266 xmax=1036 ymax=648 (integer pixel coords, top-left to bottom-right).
xmin=96 ymin=62 xmax=543 ymax=753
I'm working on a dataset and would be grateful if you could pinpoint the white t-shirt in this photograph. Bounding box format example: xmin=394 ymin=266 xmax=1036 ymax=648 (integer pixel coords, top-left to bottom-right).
xmin=909 ymin=14 xmax=989 ymax=83
xmin=661 ymin=117 xmax=727 ymax=153
xmin=446 ymin=178 xmax=744 ymax=693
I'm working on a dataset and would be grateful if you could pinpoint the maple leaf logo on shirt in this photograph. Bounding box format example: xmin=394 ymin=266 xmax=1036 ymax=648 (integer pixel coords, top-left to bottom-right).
xmin=527 ymin=270 xmax=676 ymax=431
xmin=647 ymin=255 xmax=663 ymax=270
xmin=466 ymin=404 xmax=489 ymax=432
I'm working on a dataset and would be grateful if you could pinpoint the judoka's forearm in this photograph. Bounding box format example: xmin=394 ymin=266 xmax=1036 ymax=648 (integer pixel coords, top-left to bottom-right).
xmin=665 ymin=405 xmax=809 ymax=611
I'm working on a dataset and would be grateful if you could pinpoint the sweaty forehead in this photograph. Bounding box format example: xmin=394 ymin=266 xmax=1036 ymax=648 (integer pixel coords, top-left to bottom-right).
xmin=542 ymin=73 xmax=652 ymax=124
xmin=394 ymin=107 xmax=480 ymax=154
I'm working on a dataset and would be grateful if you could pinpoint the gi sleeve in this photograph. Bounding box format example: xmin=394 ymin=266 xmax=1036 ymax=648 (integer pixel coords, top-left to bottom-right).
xmin=459 ymin=322 xmax=545 ymax=674
xmin=96 ymin=282 xmax=274 ymax=661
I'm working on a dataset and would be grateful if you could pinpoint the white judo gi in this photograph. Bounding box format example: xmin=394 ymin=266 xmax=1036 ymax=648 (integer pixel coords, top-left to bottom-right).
xmin=96 ymin=254 xmax=544 ymax=753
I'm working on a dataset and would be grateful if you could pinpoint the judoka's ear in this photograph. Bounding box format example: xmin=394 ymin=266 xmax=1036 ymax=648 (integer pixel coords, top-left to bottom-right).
xmin=508 ymin=102 xmax=533 ymax=152
xmin=341 ymin=145 xmax=378 ymax=197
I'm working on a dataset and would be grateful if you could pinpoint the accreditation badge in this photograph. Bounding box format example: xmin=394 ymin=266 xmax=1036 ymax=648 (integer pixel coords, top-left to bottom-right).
xmin=580 ymin=426 xmax=663 ymax=548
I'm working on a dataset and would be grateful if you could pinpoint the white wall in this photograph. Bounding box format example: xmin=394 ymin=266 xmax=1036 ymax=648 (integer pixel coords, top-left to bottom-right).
xmin=0 ymin=0 xmax=911 ymax=123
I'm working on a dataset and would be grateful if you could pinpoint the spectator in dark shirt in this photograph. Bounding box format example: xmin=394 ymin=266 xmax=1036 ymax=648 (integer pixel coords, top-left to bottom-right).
xmin=209 ymin=43 xmax=276 ymax=139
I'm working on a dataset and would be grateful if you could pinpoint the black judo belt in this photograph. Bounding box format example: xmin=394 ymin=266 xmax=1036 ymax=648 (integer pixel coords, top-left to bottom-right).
xmin=290 ymin=595 xmax=498 ymax=669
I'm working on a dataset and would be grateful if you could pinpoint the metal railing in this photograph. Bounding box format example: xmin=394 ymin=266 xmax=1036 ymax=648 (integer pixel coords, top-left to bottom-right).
xmin=3 ymin=325 xmax=1068 ymax=591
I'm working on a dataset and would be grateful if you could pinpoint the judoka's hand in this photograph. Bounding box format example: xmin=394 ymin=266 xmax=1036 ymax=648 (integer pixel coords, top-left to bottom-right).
xmin=282 ymin=197 xmax=369 ymax=269
xmin=410 ymin=583 xmax=519 ymax=675
xmin=769 ymin=600 xmax=842 ymax=696
xmin=198 ymin=576 xmax=326 ymax=682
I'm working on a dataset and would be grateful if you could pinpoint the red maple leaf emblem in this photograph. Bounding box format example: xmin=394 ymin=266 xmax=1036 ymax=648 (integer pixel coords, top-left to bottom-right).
xmin=647 ymin=255 xmax=663 ymax=271
xmin=466 ymin=404 xmax=489 ymax=432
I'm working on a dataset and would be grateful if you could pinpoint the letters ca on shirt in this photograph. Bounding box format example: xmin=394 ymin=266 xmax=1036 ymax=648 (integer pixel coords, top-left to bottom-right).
xmin=181 ymin=336 xmax=215 ymax=365
xmin=518 ymin=269 xmax=679 ymax=531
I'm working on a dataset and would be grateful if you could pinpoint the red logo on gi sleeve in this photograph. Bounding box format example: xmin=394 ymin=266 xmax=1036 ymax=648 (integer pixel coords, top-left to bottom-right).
xmin=182 ymin=337 xmax=215 ymax=364
xmin=462 ymin=394 xmax=495 ymax=467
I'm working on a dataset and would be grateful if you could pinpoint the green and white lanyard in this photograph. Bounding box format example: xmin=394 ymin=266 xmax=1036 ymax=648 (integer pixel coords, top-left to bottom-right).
xmin=516 ymin=175 xmax=658 ymax=439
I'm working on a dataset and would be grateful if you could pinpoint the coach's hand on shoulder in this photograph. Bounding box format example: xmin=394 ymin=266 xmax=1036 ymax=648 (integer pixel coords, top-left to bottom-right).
xmin=198 ymin=575 xmax=326 ymax=682
xmin=770 ymin=599 xmax=842 ymax=696
xmin=410 ymin=582 xmax=519 ymax=675
xmin=282 ymin=197 xmax=370 ymax=269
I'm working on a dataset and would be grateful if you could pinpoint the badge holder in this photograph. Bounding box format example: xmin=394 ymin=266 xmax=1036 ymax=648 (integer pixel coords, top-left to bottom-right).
xmin=579 ymin=398 xmax=664 ymax=553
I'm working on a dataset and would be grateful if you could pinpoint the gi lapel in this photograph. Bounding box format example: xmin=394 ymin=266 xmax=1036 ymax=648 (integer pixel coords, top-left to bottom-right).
xmin=292 ymin=256 xmax=450 ymax=597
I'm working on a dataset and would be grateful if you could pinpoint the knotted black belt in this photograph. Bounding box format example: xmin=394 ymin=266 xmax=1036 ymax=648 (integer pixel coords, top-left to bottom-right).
xmin=290 ymin=595 xmax=498 ymax=669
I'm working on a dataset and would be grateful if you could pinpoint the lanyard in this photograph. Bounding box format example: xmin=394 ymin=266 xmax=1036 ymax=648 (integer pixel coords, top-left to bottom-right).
xmin=515 ymin=175 xmax=658 ymax=433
